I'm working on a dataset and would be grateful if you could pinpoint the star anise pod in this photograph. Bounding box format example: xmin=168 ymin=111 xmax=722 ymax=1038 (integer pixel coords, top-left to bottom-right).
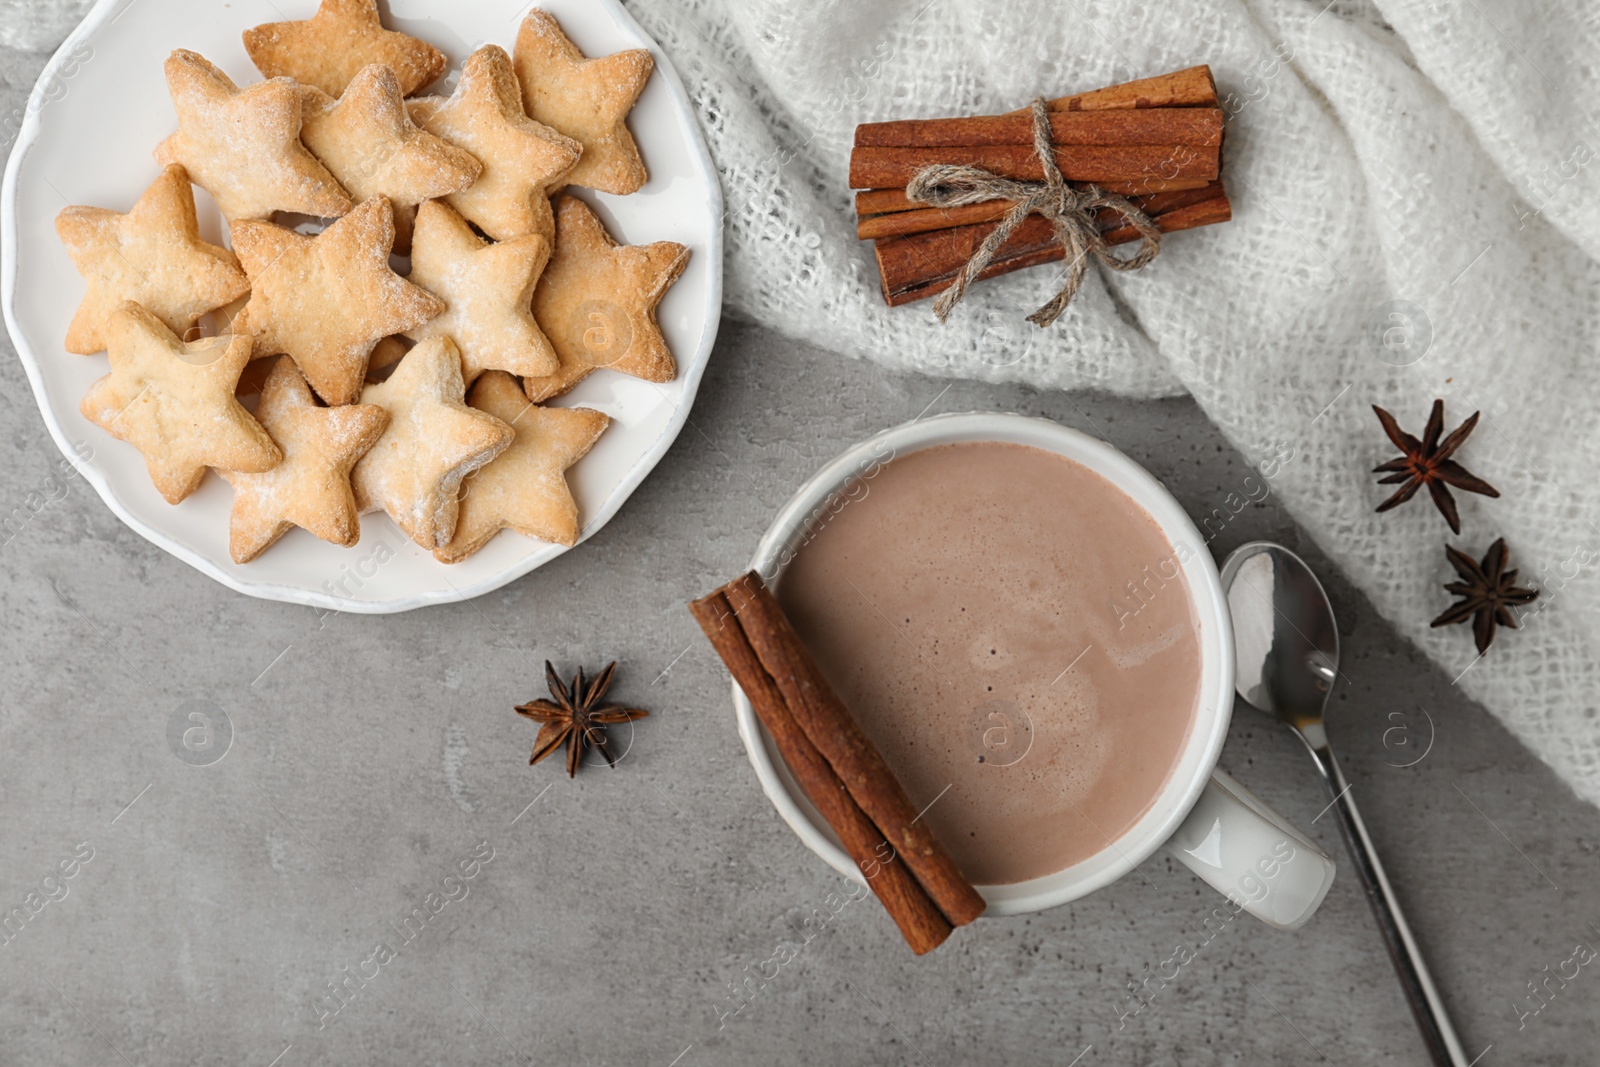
xmin=1372 ymin=399 xmax=1500 ymax=533
xmin=1431 ymin=539 xmax=1538 ymax=654
xmin=515 ymin=661 xmax=649 ymax=777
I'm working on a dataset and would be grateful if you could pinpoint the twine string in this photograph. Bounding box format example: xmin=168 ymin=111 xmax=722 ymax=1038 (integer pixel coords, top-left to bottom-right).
xmin=904 ymin=97 xmax=1163 ymax=327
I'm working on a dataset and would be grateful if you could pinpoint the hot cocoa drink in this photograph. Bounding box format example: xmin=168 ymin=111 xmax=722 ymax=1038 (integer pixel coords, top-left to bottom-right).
xmin=778 ymin=441 xmax=1202 ymax=885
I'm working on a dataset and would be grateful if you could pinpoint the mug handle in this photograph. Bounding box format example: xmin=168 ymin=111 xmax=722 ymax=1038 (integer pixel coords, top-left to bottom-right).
xmin=1165 ymin=769 xmax=1336 ymax=930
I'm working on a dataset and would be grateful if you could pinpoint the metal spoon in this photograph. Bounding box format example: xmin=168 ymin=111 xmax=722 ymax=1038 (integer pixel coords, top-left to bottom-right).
xmin=1221 ymin=541 xmax=1469 ymax=1067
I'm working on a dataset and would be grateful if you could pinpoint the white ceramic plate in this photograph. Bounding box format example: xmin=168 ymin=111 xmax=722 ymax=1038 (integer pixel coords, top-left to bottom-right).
xmin=1 ymin=0 xmax=722 ymax=612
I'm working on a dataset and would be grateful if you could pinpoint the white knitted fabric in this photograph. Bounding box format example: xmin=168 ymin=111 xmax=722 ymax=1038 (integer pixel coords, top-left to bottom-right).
xmin=623 ymin=0 xmax=1600 ymax=806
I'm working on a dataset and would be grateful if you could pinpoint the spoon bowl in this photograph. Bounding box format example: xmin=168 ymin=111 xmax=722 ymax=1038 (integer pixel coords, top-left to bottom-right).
xmin=1222 ymin=543 xmax=1340 ymax=735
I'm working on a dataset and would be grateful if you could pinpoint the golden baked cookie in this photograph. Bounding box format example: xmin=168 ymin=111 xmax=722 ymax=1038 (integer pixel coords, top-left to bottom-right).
xmin=231 ymin=196 xmax=445 ymax=406
xmin=243 ymin=0 xmax=447 ymax=98
xmin=512 ymin=10 xmax=652 ymax=195
xmin=80 ymin=301 xmax=281 ymax=504
xmin=154 ymin=49 xmax=351 ymax=222
xmin=221 ymin=357 xmax=389 ymax=563
xmin=524 ymin=196 xmax=688 ymax=402
xmin=299 ymin=64 xmax=481 ymax=251
xmin=56 ymin=163 xmax=249 ymax=355
xmin=352 ymin=336 xmax=513 ymax=550
xmin=407 ymin=45 xmax=580 ymax=242
xmin=436 ymin=371 xmax=608 ymax=563
xmin=403 ymin=199 xmax=558 ymax=383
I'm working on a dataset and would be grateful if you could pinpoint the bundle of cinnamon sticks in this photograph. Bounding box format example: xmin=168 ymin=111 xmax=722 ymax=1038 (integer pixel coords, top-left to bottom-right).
xmin=851 ymin=66 xmax=1233 ymax=307
xmin=690 ymin=572 xmax=986 ymax=954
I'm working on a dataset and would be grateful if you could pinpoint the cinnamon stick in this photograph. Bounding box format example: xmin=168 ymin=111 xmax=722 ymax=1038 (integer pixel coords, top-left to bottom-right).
xmin=1097 ymin=193 xmax=1230 ymax=243
xmin=854 ymin=107 xmax=1222 ymax=149
xmin=857 ymin=187 xmax=958 ymax=216
xmin=731 ymin=573 xmax=986 ymax=927
xmin=859 ymin=200 xmax=1014 ymax=241
xmin=876 ymin=187 xmax=1232 ymax=306
xmin=854 ymin=179 xmax=1211 ymax=218
xmin=848 ymin=143 xmax=1218 ymax=191
xmin=1041 ymin=65 xmax=1218 ymax=111
xmin=689 ymin=589 xmax=954 ymax=954
xmin=692 ymin=573 xmax=986 ymax=930
xmin=858 ymin=181 xmax=1222 ymax=240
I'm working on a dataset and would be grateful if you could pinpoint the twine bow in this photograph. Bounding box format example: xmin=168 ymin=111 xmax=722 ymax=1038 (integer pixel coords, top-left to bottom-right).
xmin=905 ymin=97 xmax=1163 ymax=327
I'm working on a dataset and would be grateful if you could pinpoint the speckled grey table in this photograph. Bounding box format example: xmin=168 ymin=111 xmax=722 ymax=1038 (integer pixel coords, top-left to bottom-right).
xmin=3 ymin=21 xmax=1598 ymax=1067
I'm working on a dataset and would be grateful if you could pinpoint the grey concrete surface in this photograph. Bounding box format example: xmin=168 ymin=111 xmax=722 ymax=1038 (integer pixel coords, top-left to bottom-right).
xmin=4 ymin=312 xmax=1599 ymax=1066
xmin=3 ymin=26 xmax=1599 ymax=1067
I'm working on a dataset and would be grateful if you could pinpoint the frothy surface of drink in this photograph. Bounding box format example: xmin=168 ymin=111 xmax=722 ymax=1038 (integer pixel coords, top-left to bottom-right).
xmin=778 ymin=442 xmax=1202 ymax=885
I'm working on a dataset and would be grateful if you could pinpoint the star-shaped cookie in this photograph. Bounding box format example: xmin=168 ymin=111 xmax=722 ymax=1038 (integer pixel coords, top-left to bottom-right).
xmin=56 ymin=163 xmax=250 ymax=355
xmin=232 ymin=196 xmax=445 ymax=406
xmin=81 ymin=302 xmax=281 ymax=504
xmin=436 ymin=371 xmax=608 ymax=563
xmin=524 ymin=196 xmax=688 ymax=402
xmin=403 ymin=200 xmax=558 ymax=383
xmin=154 ymin=49 xmax=351 ymax=222
xmin=299 ymin=63 xmax=481 ymax=251
xmin=513 ymin=10 xmax=653 ymax=195
xmin=243 ymin=0 xmax=447 ymax=97
xmin=407 ymin=45 xmax=581 ymax=242
xmin=221 ymin=357 xmax=388 ymax=563
xmin=352 ymin=337 xmax=513 ymax=549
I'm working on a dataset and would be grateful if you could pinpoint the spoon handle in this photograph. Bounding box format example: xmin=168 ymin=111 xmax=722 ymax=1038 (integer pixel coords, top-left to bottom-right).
xmin=1310 ymin=743 xmax=1470 ymax=1066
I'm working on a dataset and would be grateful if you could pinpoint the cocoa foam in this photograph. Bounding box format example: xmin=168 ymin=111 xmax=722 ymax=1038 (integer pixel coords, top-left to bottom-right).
xmin=778 ymin=441 xmax=1201 ymax=885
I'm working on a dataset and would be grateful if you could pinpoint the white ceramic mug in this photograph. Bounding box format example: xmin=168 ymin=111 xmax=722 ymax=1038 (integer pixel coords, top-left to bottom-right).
xmin=731 ymin=412 xmax=1335 ymax=929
